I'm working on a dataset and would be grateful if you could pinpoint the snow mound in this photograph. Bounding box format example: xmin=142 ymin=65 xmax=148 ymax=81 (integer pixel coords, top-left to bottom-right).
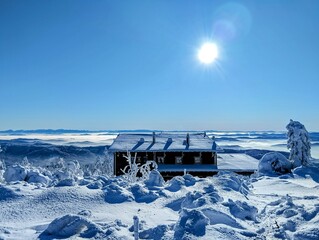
xmin=293 ymin=165 xmax=319 ymax=183
xmin=41 ymin=214 xmax=102 ymax=238
xmin=130 ymin=184 xmax=159 ymax=203
xmin=25 ymin=169 xmax=50 ymax=185
xmin=181 ymin=191 xmax=208 ymax=209
xmin=55 ymin=178 xmax=76 ymax=187
xmin=165 ymin=176 xmax=185 ymax=192
xmin=104 ymin=182 xmax=133 ymax=203
xmin=139 ymin=224 xmax=171 ymax=240
xmin=174 ymin=208 xmax=209 ymax=238
xmin=294 ymin=227 xmax=319 ymax=240
xmin=165 ymin=174 xmax=197 ymax=192
xmin=258 ymin=152 xmax=292 ymax=175
xmin=216 ymin=171 xmax=249 ymax=195
xmin=203 ymin=185 xmax=223 ymax=203
xmin=183 ymin=174 xmax=197 ymax=187
xmin=223 ymin=199 xmax=258 ymax=221
xmin=165 ymin=197 xmax=185 ymax=211
xmin=86 ymin=179 xmax=104 ymax=189
xmin=201 ymin=208 xmax=244 ymax=229
xmin=4 ymin=165 xmax=27 ymax=182
xmin=144 ymin=170 xmax=164 ymax=189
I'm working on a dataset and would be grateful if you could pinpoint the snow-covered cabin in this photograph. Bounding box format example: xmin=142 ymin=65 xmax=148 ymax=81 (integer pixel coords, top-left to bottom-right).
xmin=109 ymin=132 xmax=221 ymax=176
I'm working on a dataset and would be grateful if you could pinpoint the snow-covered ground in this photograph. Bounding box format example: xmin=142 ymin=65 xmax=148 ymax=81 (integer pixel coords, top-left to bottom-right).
xmin=0 ymin=131 xmax=319 ymax=239
xmin=1 ymin=166 xmax=319 ymax=239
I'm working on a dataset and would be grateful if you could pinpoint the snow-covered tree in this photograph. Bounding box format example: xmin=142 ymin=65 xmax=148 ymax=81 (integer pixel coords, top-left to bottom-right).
xmin=0 ymin=146 xmax=6 ymax=182
xmin=286 ymin=119 xmax=311 ymax=167
xmin=88 ymin=147 xmax=114 ymax=177
xmin=21 ymin=156 xmax=31 ymax=168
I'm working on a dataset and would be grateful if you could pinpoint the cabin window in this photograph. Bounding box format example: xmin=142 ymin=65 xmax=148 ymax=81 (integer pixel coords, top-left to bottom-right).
xmin=194 ymin=156 xmax=201 ymax=164
xmin=157 ymin=157 xmax=164 ymax=164
xmin=175 ymin=156 xmax=182 ymax=164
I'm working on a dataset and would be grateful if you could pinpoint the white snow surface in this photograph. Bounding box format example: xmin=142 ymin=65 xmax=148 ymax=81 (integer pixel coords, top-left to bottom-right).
xmin=109 ymin=133 xmax=219 ymax=152
xmin=0 ymin=165 xmax=319 ymax=239
xmin=218 ymin=153 xmax=259 ymax=171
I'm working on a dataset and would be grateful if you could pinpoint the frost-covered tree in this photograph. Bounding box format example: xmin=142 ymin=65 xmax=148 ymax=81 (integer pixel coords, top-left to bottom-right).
xmin=121 ymin=151 xmax=158 ymax=183
xmin=87 ymin=147 xmax=114 ymax=177
xmin=286 ymin=119 xmax=311 ymax=167
xmin=21 ymin=156 xmax=31 ymax=168
xmin=0 ymin=146 xmax=6 ymax=182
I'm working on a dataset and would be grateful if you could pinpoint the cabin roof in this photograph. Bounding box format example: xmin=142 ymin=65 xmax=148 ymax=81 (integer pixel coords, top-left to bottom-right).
xmin=108 ymin=133 xmax=221 ymax=152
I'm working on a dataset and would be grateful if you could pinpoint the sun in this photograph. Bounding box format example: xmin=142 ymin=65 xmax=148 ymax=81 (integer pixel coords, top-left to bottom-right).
xmin=197 ymin=42 xmax=219 ymax=64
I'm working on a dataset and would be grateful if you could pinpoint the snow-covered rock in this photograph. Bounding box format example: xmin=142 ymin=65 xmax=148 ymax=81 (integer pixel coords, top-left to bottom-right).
xmin=104 ymin=182 xmax=133 ymax=203
xmin=144 ymin=170 xmax=164 ymax=189
xmin=3 ymin=165 xmax=27 ymax=182
xmin=130 ymin=184 xmax=159 ymax=203
xmin=139 ymin=224 xmax=170 ymax=240
xmin=165 ymin=176 xmax=185 ymax=192
xmin=174 ymin=208 xmax=209 ymax=238
xmin=41 ymin=214 xmax=102 ymax=238
xmin=258 ymin=152 xmax=292 ymax=175
xmin=25 ymin=169 xmax=50 ymax=185
xmin=87 ymin=179 xmax=104 ymax=189
xmin=181 ymin=191 xmax=207 ymax=209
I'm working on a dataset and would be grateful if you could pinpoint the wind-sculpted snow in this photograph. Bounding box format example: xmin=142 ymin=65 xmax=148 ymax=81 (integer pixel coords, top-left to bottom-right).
xmin=293 ymin=164 xmax=319 ymax=183
xmin=174 ymin=208 xmax=210 ymax=238
xmin=0 ymin=162 xmax=319 ymax=239
xmin=139 ymin=224 xmax=171 ymax=240
xmin=223 ymin=199 xmax=258 ymax=221
xmin=104 ymin=182 xmax=134 ymax=203
xmin=215 ymin=171 xmax=250 ymax=196
xmin=40 ymin=214 xmax=103 ymax=238
xmin=165 ymin=174 xmax=197 ymax=192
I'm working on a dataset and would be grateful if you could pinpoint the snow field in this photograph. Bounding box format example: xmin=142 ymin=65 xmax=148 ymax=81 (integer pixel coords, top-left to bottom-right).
xmin=0 ymin=161 xmax=319 ymax=239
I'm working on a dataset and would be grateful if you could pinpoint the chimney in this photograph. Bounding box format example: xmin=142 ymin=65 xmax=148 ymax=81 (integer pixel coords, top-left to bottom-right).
xmin=186 ymin=133 xmax=190 ymax=145
xmin=152 ymin=132 xmax=156 ymax=143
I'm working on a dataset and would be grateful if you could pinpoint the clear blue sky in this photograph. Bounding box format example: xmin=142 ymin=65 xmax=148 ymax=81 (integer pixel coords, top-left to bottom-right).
xmin=1 ymin=0 xmax=319 ymax=131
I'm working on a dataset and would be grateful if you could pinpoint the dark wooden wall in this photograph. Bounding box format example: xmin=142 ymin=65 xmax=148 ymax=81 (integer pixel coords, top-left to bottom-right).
xmin=114 ymin=151 xmax=216 ymax=176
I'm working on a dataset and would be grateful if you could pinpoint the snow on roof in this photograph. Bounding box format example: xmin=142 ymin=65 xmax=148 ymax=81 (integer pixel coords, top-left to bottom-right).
xmin=217 ymin=153 xmax=259 ymax=171
xmin=109 ymin=133 xmax=220 ymax=152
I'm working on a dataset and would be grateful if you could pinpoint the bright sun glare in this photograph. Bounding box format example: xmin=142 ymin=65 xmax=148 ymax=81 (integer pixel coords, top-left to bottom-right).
xmin=197 ymin=42 xmax=219 ymax=64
